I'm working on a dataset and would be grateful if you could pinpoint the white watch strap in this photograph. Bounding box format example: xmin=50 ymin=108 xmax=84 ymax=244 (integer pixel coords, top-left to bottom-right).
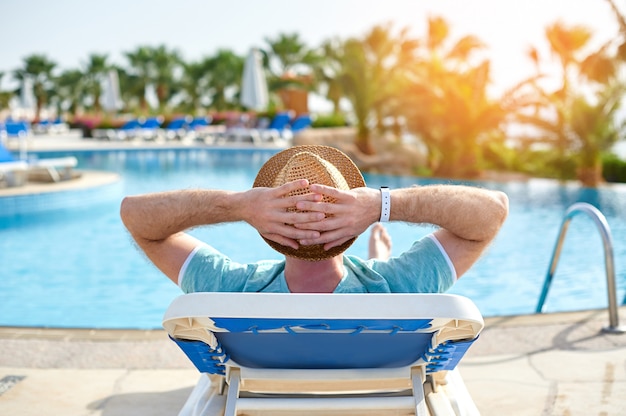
xmin=380 ymin=186 xmax=390 ymax=222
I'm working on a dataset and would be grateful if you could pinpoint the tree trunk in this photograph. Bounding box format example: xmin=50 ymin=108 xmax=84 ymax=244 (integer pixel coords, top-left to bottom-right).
xmin=355 ymin=125 xmax=375 ymax=155
xmin=577 ymin=161 xmax=604 ymax=187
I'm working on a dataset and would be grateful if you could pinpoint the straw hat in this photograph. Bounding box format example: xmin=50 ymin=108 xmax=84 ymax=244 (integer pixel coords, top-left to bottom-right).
xmin=253 ymin=145 xmax=365 ymax=261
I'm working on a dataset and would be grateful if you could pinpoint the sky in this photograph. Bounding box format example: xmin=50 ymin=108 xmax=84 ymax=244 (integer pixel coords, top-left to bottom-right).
xmin=0 ymin=0 xmax=623 ymax=104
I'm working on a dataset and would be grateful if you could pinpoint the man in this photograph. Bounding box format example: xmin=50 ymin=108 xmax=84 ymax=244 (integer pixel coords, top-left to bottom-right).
xmin=121 ymin=145 xmax=508 ymax=294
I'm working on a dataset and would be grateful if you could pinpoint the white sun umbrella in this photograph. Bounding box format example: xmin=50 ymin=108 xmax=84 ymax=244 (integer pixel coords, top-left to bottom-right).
xmin=20 ymin=76 xmax=36 ymax=117
xmin=102 ymin=69 xmax=122 ymax=113
xmin=17 ymin=76 xmax=37 ymax=159
xmin=241 ymin=48 xmax=268 ymax=111
xmin=144 ymin=83 xmax=159 ymax=110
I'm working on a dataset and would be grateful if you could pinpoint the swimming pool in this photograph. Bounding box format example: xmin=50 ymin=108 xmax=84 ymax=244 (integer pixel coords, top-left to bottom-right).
xmin=1 ymin=147 xmax=625 ymax=329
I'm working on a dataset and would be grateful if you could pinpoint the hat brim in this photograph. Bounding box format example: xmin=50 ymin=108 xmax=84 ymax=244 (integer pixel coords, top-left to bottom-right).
xmin=253 ymin=145 xmax=365 ymax=261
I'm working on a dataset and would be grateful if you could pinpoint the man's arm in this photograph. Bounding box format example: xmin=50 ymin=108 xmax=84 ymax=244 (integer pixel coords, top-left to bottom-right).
xmin=120 ymin=179 xmax=324 ymax=283
xmin=295 ymin=184 xmax=509 ymax=278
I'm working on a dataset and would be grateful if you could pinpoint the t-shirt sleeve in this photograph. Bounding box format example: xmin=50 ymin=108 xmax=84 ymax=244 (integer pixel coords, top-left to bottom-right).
xmin=179 ymin=245 xmax=249 ymax=293
xmin=178 ymin=244 xmax=285 ymax=293
xmin=368 ymin=234 xmax=456 ymax=293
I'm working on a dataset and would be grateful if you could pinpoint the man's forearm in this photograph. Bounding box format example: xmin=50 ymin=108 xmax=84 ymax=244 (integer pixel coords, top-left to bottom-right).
xmin=391 ymin=185 xmax=509 ymax=242
xmin=120 ymin=180 xmax=328 ymax=249
xmin=120 ymin=189 xmax=241 ymax=242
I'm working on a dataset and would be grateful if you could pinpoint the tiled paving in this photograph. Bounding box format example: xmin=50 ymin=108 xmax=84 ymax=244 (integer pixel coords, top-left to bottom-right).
xmin=1 ymin=307 xmax=625 ymax=415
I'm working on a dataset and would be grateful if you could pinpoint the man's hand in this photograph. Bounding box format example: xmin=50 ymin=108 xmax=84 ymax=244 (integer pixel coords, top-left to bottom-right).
xmin=292 ymin=184 xmax=380 ymax=250
xmin=242 ymin=179 xmax=326 ymax=249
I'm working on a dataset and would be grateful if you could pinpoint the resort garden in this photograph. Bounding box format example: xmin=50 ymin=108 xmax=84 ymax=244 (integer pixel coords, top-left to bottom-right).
xmin=1 ymin=9 xmax=626 ymax=187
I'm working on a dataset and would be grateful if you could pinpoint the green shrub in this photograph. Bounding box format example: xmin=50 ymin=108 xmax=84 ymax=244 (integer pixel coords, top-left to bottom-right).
xmin=481 ymin=140 xmax=517 ymax=172
xmin=513 ymin=148 xmax=577 ymax=180
xmin=94 ymin=120 xmax=117 ymax=129
xmin=311 ymin=113 xmax=348 ymax=128
xmin=602 ymin=153 xmax=626 ymax=183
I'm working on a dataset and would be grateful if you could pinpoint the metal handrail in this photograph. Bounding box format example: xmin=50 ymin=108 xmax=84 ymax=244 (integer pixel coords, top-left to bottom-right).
xmin=535 ymin=202 xmax=625 ymax=334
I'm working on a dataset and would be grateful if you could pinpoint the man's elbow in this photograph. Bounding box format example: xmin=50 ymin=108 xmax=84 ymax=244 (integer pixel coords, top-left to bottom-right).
xmin=487 ymin=191 xmax=509 ymax=238
xmin=494 ymin=190 xmax=509 ymax=225
xmin=119 ymin=196 xmax=138 ymax=231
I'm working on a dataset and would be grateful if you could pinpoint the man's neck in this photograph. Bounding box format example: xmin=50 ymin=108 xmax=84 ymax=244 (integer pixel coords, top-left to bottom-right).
xmin=284 ymin=255 xmax=344 ymax=293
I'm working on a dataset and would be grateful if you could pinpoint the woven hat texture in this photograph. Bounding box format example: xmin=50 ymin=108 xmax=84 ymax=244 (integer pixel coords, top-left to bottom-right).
xmin=253 ymin=145 xmax=365 ymax=261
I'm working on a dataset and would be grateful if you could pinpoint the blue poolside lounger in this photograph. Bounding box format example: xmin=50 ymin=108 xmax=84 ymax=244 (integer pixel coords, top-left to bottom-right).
xmin=164 ymin=117 xmax=191 ymax=140
xmin=289 ymin=114 xmax=312 ymax=136
xmin=163 ymin=293 xmax=483 ymax=416
xmin=220 ymin=112 xmax=294 ymax=146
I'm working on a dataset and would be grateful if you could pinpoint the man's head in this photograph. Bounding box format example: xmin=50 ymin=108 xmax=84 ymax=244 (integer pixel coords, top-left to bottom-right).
xmin=253 ymin=145 xmax=365 ymax=261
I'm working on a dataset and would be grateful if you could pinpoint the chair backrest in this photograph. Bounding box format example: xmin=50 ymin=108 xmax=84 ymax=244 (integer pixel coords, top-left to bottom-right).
xmin=141 ymin=117 xmax=163 ymax=129
xmin=163 ymin=293 xmax=483 ymax=376
xmin=189 ymin=116 xmax=211 ymax=129
xmin=5 ymin=121 xmax=30 ymax=137
xmin=290 ymin=114 xmax=312 ymax=133
xmin=0 ymin=142 xmax=16 ymax=163
xmin=268 ymin=112 xmax=292 ymax=130
xmin=166 ymin=117 xmax=189 ymax=130
xmin=120 ymin=119 xmax=141 ymax=130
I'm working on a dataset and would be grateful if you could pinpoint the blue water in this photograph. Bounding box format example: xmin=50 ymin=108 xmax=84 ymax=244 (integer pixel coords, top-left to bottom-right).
xmin=1 ymin=147 xmax=625 ymax=329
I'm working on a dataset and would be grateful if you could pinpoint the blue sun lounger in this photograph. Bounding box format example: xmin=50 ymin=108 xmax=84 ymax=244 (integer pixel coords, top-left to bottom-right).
xmin=163 ymin=293 xmax=483 ymax=416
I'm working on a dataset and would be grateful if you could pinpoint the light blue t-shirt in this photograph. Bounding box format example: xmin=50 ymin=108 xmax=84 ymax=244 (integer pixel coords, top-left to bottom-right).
xmin=179 ymin=234 xmax=456 ymax=294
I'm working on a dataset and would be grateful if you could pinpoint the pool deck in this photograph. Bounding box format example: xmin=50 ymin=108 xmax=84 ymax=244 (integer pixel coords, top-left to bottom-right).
xmin=2 ymin=133 xmax=626 ymax=415
xmin=1 ymin=307 xmax=625 ymax=416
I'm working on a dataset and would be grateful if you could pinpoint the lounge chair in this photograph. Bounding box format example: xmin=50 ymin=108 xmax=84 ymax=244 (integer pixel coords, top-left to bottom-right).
xmin=139 ymin=116 xmax=164 ymax=141
xmin=164 ymin=116 xmax=191 ymax=141
xmin=33 ymin=117 xmax=70 ymax=135
xmin=257 ymin=111 xmax=293 ymax=143
xmin=0 ymin=161 xmax=28 ymax=187
xmin=92 ymin=119 xmax=141 ymax=141
xmin=2 ymin=120 xmax=31 ymax=140
xmin=94 ymin=117 xmax=164 ymax=141
xmin=188 ymin=116 xmax=216 ymax=142
xmin=221 ymin=111 xmax=294 ymax=146
xmin=0 ymin=141 xmax=28 ymax=187
xmin=163 ymin=292 xmax=483 ymax=416
xmin=26 ymin=157 xmax=80 ymax=182
xmin=288 ymin=114 xmax=313 ymax=137
xmin=0 ymin=141 xmax=79 ymax=183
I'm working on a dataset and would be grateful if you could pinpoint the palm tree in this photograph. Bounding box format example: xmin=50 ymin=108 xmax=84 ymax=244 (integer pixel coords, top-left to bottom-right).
xmin=56 ymin=69 xmax=85 ymax=115
xmin=0 ymin=71 xmax=12 ymax=111
xmin=179 ymin=59 xmax=210 ymax=113
xmin=571 ymin=83 xmax=626 ymax=185
xmin=335 ymin=23 xmax=419 ymax=154
xmin=399 ymin=16 xmax=514 ymax=177
xmin=12 ymin=54 xmax=57 ymax=120
xmin=312 ymin=38 xmax=345 ymax=115
xmin=124 ymin=45 xmax=182 ymax=113
xmin=111 ymin=65 xmax=135 ymax=112
xmin=204 ymin=49 xmax=244 ymax=111
xmin=263 ymin=32 xmax=318 ymax=88
xmin=123 ymin=47 xmax=151 ymax=111
xmin=523 ymin=21 xmax=624 ymax=185
xmin=262 ymin=32 xmax=323 ymax=116
xmin=151 ymin=45 xmax=183 ymax=111
xmin=605 ymin=0 xmax=626 ymax=35
xmin=82 ymin=53 xmax=110 ymax=113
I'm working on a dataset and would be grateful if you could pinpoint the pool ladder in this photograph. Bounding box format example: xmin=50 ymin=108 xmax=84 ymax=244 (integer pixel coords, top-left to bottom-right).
xmin=535 ymin=202 xmax=625 ymax=334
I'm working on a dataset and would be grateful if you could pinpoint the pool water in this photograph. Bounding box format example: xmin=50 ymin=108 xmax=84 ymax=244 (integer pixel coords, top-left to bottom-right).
xmin=1 ymin=147 xmax=625 ymax=329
